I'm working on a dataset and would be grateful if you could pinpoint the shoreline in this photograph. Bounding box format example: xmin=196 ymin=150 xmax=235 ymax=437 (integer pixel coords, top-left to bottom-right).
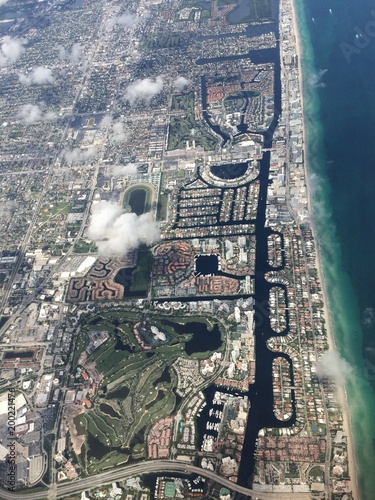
xmin=288 ymin=0 xmax=359 ymax=497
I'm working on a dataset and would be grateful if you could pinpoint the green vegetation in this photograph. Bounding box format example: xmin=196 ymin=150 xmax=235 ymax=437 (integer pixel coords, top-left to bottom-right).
xmin=17 ymin=486 xmax=49 ymax=496
xmin=73 ymin=414 xmax=87 ymax=437
xmin=49 ymin=241 xmax=72 ymax=256
xmin=72 ymin=332 xmax=89 ymax=368
xmin=157 ymin=192 xmax=168 ymax=221
xmin=308 ymin=268 xmax=318 ymax=279
xmin=176 ymin=2 xmax=211 ymax=21
xmin=74 ymin=308 xmax=224 ymax=470
xmin=309 ymin=466 xmax=324 ymax=480
xmin=130 ymin=247 xmax=152 ymax=293
xmin=168 ymin=93 xmax=217 ymax=151
xmin=144 ymin=33 xmax=183 ymax=49
xmin=218 ymin=0 xmax=235 ymax=5
xmin=73 ymin=239 xmax=98 ymax=254
xmin=88 ymin=449 xmax=130 ymax=475
xmin=85 ymin=411 xmax=121 ymax=445
xmin=38 ymin=201 xmax=70 ymax=222
xmin=122 ymin=184 xmax=152 ymax=214
xmin=227 ymin=0 xmax=271 ymax=23
xmin=8 ymin=130 xmax=23 ymax=139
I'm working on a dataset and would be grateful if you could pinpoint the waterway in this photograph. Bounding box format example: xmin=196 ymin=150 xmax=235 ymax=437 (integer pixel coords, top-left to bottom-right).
xmin=194 ymin=24 xmax=295 ymax=487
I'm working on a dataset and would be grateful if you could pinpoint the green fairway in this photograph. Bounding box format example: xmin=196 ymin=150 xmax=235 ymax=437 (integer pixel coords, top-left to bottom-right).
xmin=130 ymin=248 xmax=152 ymax=293
xmin=168 ymin=93 xmax=217 ymax=151
xmin=73 ymin=308 xmax=225 ymax=470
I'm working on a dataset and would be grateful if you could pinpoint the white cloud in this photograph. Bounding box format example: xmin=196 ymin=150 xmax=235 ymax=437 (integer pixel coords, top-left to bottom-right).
xmin=57 ymin=45 xmax=66 ymax=60
xmin=87 ymin=200 xmax=160 ymax=257
xmin=18 ymin=104 xmax=43 ymax=124
xmin=124 ymin=76 xmax=164 ymax=104
xmin=0 ymin=200 xmax=17 ymax=217
xmin=57 ymin=43 xmax=82 ymax=64
xmin=0 ymin=37 xmax=25 ymax=67
xmin=63 ymin=146 xmax=97 ymax=165
xmin=112 ymin=120 xmax=127 ymax=142
xmin=107 ymin=13 xmax=135 ymax=30
xmin=315 ymin=350 xmax=353 ymax=387
xmin=0 ymin=0 xmax=9 ymax=6
xmin=364 ymin=307 xmax=374 ymax=326
xmin=100 ymin=114 xmax=113 ymax=129
xmin=18 ymin=104 xmax=57 ymax=124
xmin=19 ymin=66 xmax=54 ymax=85
xmin=308 ymin=69 xmax=328 ymax=88
xmin=110 ymin=163 xmax=138 ymax=176
xmin=44 ymin=111 xmax=57 ymax=121
xmin=100 ymin=116 xmax=127 ymax=142
xmin=174 ymin=76 xmax=191 ymax=91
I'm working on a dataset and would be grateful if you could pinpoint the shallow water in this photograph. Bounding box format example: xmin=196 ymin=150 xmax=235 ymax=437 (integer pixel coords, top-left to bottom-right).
xmin=295 ymin=0 xmax=375 ymax=496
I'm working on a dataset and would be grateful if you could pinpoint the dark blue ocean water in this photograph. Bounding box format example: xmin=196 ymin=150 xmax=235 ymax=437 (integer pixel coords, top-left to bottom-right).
xmin=295 ymin=0 xmax=375 ymax=496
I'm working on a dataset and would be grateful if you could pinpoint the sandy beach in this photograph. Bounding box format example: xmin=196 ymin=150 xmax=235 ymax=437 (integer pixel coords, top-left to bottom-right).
xmin=288 ymin=0 xmax=359 ymax=497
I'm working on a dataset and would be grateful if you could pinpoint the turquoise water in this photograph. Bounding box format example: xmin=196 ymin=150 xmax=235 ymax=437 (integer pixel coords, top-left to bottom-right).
xmin=294 ymin=0 xmax=375 ymax=497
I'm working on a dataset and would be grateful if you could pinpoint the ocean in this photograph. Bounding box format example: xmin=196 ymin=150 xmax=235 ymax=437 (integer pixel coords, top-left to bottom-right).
xmin=294 ymin=0 xmax=375 ymax=497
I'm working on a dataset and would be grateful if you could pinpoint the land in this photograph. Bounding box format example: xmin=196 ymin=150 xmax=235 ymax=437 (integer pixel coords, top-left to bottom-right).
xmin=0 ymin=0 xmax=356 ymax=497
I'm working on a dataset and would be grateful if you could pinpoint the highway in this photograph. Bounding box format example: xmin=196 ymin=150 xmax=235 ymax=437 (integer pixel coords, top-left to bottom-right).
xmin=0 ymin=460 xmax=312 ymax=500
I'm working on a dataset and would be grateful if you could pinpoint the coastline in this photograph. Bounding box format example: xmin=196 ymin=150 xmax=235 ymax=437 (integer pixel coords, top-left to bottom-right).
xmin=288 ymin=0 xmax=359 ymax=497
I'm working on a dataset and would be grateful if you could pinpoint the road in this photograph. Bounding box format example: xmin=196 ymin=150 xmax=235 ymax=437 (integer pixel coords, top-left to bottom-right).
xmin=0 ymin=460 xmax=312 ymax=500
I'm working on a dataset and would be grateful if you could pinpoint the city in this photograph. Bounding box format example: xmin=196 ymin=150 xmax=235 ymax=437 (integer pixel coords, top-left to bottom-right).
xmin=0 ymin=0 xmax=355 ymax=498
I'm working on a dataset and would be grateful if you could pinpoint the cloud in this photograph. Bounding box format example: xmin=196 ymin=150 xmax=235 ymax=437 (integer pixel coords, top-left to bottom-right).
xmin=100 ymin=116 xmax=127 ymax=142
xmin=58 ymin=43 xmax=82 ymax=64
xmin=18 ymin=104 xmax=43 ymax=124
xmin=363 ymin=307 xmax=374 ymax=326
xmin=100 ymin=114 xmax=113 ymax=129
xmin=110 ymin=163 xmax=138 ymax=176
xmin=63 ymin=146 xmax=97 ymax=165
xmin=112 ymin=120 xmax=127 ymax=142
xmin=308 ymin=173 xmax=321 ymax=195
xmin=0 ymin=200 xmax=17 ymax=217
xmin=308 ymin=69 xmax=328 ymax=88
xmin=124 ymin=76 xmax=164 ymax=104
xmin=107 ymin=13 xmax=135 ymax=30
xmin=19 ymin=66 xmax=54 ymax=85
xmin=18 ymin=104 xmax=57 ymax=124
xmin=87 ymin=200 xmax=160 ymax=257
xmin=44 ymin=111 xmax=57 ymax=121
xmin=70 ymin=43 xmax=82 ymax=63
xmin=0 ymin=0 xmax=9 ymax=6
xmin=0 ymin=37 xmax=25 ymax=67
xmin=173 ymin=76 xmax=191 ymax=91
xmin=315 ymin=350 xmax=353 ymax=387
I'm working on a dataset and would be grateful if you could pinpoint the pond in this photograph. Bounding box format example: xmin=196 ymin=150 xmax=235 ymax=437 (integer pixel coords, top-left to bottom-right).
xmin=99 ymin=403 xmax=121 ymax=419
xmin=195 ymin=254 xmax=219 ymax=275
xmin=128 ymin=188 xmax=146 ymax=215
xmin=161 ymin=320 xmax=222 ymax=356
xmin=210 ymin=162 xmax=248 ymax=179
xmin=227 ymin=0 xmax=250 ymax=23
xmin=106 ymin=386 xmax=129 ymax=400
